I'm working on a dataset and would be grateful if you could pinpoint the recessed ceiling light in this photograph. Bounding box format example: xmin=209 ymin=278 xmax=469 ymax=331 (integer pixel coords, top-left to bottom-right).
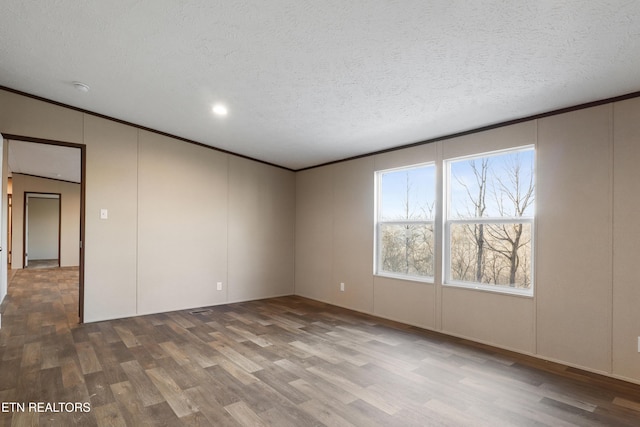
xmin=212 ymin=104 xmax=228 ymax=116
xmin=72 ymin=81 xmax=90 ymax=93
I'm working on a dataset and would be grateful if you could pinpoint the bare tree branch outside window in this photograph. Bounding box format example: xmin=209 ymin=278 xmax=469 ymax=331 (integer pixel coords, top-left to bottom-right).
xmin=377 ymin=165 xmax=435 ymax=278
xmin=448 ymin=148 xmax=535 ymax=288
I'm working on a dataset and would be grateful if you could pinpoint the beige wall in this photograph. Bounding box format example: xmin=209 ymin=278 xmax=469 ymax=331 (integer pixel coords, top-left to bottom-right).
xmin=11 ymin=174 xmax=80 ymax=268
xmin=294 ymin=166 xmax=334 ymax=302
xmin=612 ymin=97 xmax=640 ymax=383
xmin=295 ymin=104 xmax=640 ymax=385
xmin=0 ymin=89 xmax=296 ymax=323
xmin=137 ymin=130 xmax=228 ymax=314
xmin=536 ymin=106 xmax=613 ymax=372
xmin=228 ymin=156 xmax=295 ymax=302
xmin=4 ymin=86 xmax=640 ymax=386
xmin=0 ymin=141 xmax=8 ymax=314
xmin=294 ymin=158 xmax=376 ymax=312
xmin=83 ymin=115 xmax=138 ymax=321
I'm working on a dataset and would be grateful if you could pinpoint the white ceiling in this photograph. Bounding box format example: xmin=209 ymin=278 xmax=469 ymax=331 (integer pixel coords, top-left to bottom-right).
xmin=8 ymin=140 xmax=81 ymax=183
xmin=1 ymin=1 xmax=640 ymax=170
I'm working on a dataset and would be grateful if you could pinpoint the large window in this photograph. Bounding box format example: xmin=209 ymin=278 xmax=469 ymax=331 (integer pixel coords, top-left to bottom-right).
xmin=445 ymin=147 xmax=535 ymax=293
xmin=375 ymin=164 xmax=436 ymax=280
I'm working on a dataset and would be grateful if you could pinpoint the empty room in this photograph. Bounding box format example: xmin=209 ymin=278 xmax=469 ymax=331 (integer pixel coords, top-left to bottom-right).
xmin=1 ymin=1 xmax=640 ymax=426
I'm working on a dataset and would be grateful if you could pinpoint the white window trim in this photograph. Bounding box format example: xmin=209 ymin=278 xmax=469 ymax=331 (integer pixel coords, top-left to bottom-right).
xmin=374 ymin=162 xmax=436 ymax=283
xmin=443 ymin=278 xmax=534 ymax=297
xmin=443 ymin=146 xmax=535 ymax=296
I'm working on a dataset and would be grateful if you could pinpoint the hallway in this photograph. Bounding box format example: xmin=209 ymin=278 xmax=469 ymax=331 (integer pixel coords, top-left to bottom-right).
xmin=0 ymin=267 xmax=85 ymax=425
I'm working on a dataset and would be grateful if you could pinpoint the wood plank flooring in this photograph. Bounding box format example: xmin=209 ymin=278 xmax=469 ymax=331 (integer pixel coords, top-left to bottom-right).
xmin=1 ymin=268 xmax=640 ymax=426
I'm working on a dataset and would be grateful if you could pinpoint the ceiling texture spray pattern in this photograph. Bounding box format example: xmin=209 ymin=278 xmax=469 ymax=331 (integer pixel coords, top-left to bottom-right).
xmin=1 ymin=1 xmax=640 ymax=169
xmin=7 ymin=140 xmax=81 ymax=183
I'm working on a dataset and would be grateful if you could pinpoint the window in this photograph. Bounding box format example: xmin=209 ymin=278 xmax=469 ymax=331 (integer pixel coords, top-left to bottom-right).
xmin=445 ymin=147 xmax=535 ymax=293
xmin=375 ymin=164 xmax=436 ymax=280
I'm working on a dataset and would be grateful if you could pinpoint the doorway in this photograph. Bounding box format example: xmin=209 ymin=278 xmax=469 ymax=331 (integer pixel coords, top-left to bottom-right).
xmin=3 ymin=135 xmax=86 ymax=322
xmin=24 ymin=192 xmax=61 ymax=269
xmin=7 ymin=192 xmax=11 ymax=269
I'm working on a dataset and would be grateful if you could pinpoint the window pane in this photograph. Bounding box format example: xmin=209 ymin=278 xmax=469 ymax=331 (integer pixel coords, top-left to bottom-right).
xmin=380 ymin=165 xmax=435 ymax=220
xmin=449 ymin=222 xmax=532 ymax=288
xmin=449 ymin=149 xmax=534 ymax=219
xmin=379 ymin=223 xmax=434 ymax=277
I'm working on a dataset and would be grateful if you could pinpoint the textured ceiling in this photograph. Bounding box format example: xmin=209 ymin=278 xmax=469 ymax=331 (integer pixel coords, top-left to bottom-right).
xmin=8 ymin=140 xmax=81 ymax=183
xmin=1 ymin=1 xmax=640 ymax=170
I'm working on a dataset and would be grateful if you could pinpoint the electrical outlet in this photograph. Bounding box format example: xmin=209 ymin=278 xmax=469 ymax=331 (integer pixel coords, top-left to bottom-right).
xmin=216 ymin=282 xmax=222 ymax=291
xmin=340 ymin=282 xmax=345 ymax=292
xmin=637 ymin=337 xmax=640 ymax=353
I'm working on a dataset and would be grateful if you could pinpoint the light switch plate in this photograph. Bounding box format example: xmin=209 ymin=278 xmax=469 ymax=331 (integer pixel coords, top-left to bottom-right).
xmin=100 ymin=209 xmax=108 ymax=219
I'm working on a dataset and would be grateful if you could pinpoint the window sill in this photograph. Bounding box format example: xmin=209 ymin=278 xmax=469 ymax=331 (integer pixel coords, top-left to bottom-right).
xmin=374 ymin=272 xmax=435 ymax=285
xmin=443 ymin=281 xmax=533 ymax=297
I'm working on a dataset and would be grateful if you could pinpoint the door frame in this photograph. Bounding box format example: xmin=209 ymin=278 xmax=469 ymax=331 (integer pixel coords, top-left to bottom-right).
xmin=3 ymin=134 xmax=86 ymax=322
xmin=8 ymin=193 xmax=12 ymax=267
xmin=23 ymin=192 xmax=62 ymax=268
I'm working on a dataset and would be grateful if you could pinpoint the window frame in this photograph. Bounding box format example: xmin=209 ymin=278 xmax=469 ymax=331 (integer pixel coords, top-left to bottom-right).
xmin=374 ymin=162 xmax=436 ymax=283
xmin=443 ymin=146 xmax=535 ymax=296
